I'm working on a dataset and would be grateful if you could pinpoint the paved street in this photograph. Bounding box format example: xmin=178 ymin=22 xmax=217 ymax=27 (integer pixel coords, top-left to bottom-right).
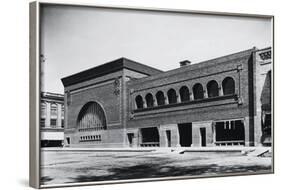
xmin=40 ymin=149 xmax=272 ymax=185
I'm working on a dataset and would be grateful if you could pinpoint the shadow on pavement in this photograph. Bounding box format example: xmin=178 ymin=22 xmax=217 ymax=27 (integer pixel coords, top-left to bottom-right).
xmin=68 ymin=163 xmax=271 ymax=183
xmin=40 ymin=176 xmax=53 ymax=184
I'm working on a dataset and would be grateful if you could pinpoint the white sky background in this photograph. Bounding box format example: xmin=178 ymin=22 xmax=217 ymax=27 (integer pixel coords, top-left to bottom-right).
xmin=40 ymin=5 xmax=272 ymax=94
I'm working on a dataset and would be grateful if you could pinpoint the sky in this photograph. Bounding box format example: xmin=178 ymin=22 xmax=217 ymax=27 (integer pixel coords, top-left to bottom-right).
xmin=40 ymin=5 xmax=272 ymax=94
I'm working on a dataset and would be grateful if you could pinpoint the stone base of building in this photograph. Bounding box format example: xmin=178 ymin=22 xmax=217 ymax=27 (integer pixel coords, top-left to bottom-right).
xmin=64 ymin=118 xmax=264 ymax=148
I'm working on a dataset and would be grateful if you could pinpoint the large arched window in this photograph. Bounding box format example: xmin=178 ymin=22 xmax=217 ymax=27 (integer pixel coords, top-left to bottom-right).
xmin=207 ymin=80 xmax=219 ymax=98
xmin=135 ymin=95 xmax=144 ymax=109
xmin=193 ymin=83 xmax=204 ymax=100
xmin=179 ymin=86 xmax=190 ymax=102
xmin=156 ymin=91 xmax=165 ymax=106
xmin=77 ymin=101 xmax=107 ymax=131
xmin=222 ymin=77 xmax=235 ymax=95
xmin=145 ymin=93 xmax=154 ymax=108
xmin=167 ymin=89 xmax=177 ymax=104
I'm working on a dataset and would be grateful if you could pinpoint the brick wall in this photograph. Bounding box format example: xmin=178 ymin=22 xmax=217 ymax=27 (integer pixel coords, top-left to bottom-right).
xmin=127 ymin=48 xmax=257 ymax=146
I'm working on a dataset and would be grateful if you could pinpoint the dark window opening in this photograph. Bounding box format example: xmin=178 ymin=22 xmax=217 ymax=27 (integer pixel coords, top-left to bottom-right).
xmin=40 ymin=118 xmax=45 ymax=128
xmin=41 ymin=140 xmax=63 ymax=147
xmin=145 ymin=93 xmax=154 ymax=108
xmin=193 ymin=83 xmax=204 ymax=100
xmin=200 ymin=128 xmax=206 ymax=147
xmin=215 ymin=120 xmax=245 ymax=145
xmin=135 ymin=95 xmax=144 ymax=109
xmin=156 ymin=91 xmax=165 ymax=106
xmin=262 ymin=113 xmax=271 ymax=135
xmin=179 ymin=86 xmax=190 ymax=102
xmin=207 ymin=80 xmax=219 ymax=97
xmin=127 ymin=133 xmax=134 ymax=147
xmin=50 ymin=119 xmax=57 ymax=126
xmin=222 ymin=77 xmax=235 ymax=95
xmin=265 ymin=114 xmax=271 ymax=128
xmin=167 ymin=89 xmax=177 ymax=104
xmin=141 ymin=127 xmax=159 ymax=143
xmin=178 ymin=123 xmax=192 ymax=147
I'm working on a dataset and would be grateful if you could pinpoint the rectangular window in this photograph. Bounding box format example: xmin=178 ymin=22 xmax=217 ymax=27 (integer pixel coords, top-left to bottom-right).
xmin=40 ymin=118 xmax=45 ymax=128
xmin=51 ymin=104 xmax=57 ymax=116
xmin=50 ymin=119 xmax=57 ymax=126
xmin=61 ymin=119 xmax=64 ymax=128
xmin=215 ymin=119 xmax=245 ymax=145
xmin=41 ymin=103 xmax=46 ymax=116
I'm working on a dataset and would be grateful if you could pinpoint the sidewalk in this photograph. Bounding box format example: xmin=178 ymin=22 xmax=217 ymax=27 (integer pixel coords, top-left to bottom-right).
xmin=41 ymin=146 xmax=271 ymax=154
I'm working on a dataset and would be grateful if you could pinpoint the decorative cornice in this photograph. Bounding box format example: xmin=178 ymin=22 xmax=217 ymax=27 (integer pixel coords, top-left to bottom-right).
xmin=40 ymin=128 xmax=64 ymax=132
xmin=61 ymin=57 xmax=163 ymax=87
xmin=259 ymin=50 xmax=271 ymax=61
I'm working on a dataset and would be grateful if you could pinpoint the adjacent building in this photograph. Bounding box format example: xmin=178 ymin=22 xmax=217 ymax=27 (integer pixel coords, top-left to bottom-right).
xmin=255 ymin=47 xmax=272 ymax=146
xmin=61 ymin=47 xmax=272 ymax=148
xmin=40 ymin=92 xmax=64 ymax=147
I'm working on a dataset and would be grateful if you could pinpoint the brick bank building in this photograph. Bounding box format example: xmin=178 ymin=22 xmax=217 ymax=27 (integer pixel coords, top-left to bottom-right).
xmin=61 ymin=47 xmax=272 ymax=148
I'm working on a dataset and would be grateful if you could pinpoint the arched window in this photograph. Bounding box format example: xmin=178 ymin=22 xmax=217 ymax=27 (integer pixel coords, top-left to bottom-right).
xmin=193 ymin=83 xmax=204 ymax=100
xmin=156 ymin=91 xmax=165 ymax=106
xmin=179 ymin=86 xmax=190 ymax=102
xmin=145 ymin=93 xmax=154 ymax=108
xmin=222 ymin=77 xmax=235 ymax=95
xmin=207 ymin=80 xmax=219 ymax=98
xmin=167 ymin=89 xmax=177 ymax=104
xmin=135 ymin=95 xmax=144 ymax=109
xmin=77 ymin=101 xmax=107 ymax=130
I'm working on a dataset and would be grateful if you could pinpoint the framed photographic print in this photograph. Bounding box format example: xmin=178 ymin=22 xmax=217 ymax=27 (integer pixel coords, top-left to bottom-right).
xmin=29 ymin=1 xmax=274 ymax=188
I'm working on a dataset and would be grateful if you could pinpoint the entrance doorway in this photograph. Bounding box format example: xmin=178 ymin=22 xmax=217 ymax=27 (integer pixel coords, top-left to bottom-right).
xmin=127 ymin=133 xmax=134 ymax=147
xmin=166 ymin=130 xmax=171 ymax=147
xmin=200 ymin=128 xmax=206 ymax=147
xmin=178 ymin=123 xmax=192 ymax=147
xmin=66 ymin=137 xmax=70 ymax=145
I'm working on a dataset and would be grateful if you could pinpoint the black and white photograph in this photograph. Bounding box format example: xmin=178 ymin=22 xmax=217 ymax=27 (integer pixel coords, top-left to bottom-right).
xmin=34 ymin=2 xmax=273 ymax=188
